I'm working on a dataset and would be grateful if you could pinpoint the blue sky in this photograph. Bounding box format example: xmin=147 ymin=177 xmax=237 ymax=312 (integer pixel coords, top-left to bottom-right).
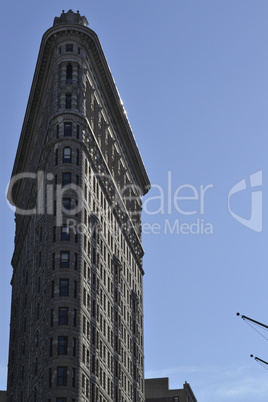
xmin=1 ymin=1 xmax=268 ymax=400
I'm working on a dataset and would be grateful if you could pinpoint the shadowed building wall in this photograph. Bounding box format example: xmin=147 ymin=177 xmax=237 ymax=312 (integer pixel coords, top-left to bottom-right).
xmin=145 ymin=378 xmax=197 ymax=402
xmin=0 ymin=391 xmax=6 ymax=402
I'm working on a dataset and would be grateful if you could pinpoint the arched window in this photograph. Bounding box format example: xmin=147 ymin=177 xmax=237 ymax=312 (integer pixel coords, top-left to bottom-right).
xmin=66 ymin=64 xmax=72 ymax=84
xmin=63 ymin=147 xmax=72 ymax=163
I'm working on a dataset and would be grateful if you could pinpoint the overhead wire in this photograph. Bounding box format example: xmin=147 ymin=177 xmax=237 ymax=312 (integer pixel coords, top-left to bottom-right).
xmin=238 ymin=313 xmax=268 ymax=370
xmin=243 ymin=318 xmax=268 ymax=341
xmin=255 ymin=359 xmax=268 ymax=371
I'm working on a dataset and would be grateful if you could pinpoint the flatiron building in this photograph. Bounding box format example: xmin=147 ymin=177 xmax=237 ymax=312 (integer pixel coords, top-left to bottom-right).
xmin=7 ymin=10 xmax=150 ymax=402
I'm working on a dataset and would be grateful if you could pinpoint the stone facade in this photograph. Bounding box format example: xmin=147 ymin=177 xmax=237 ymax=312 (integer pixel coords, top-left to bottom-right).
xmin=7 ymin=10 xmax=150 ymax=402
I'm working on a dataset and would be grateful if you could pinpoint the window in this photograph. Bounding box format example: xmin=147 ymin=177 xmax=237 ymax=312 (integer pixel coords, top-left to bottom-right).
xmin=58 ymin=336 xmax=68 ymax=355
xmin=83 ymin=288 xmax=86 ymax=305
xmin=173 ymin=398 xmax=179 ymax=402
xmin=76 ymin=149 xmax=79 ymax=166
xmin=58 ymin=46 xmax=61 ymax=54
xmin=92 ymin=299 xmax=96 ymax=318
xmin=60 ymin=251 xmax=69 ymax=268
xmin=66 ymin=44 xmax=73 ymax=52
xmin=49 ymin=338 xmax=53 ymax=357
xmin=50 ymin=309 xmax=54 ymax=327
xmin=66 ymin=64 xmax=72 ymax=84
xmin=63 ymin=147 xmax=72 ymax=163
xmin=73 ymin=308 xmax=77 ymax=327
xmin=82 ymin=345 xmax=86 ymax=363
xmin=55 ymin=149 xmax=58 ymax=165
xmin=59 ymin=279 xmax=69 ymax=296
xmin=61 ymin=226 xmax=70 ymax=241
xmin=59 ymin=307 xmax=68 ymax=325
xmin=57 ymin=366 xmax=67 ymax=385
xmin=74 ymin=280 xmax=77 ymax=298
xmin=92 ymin=246 xmax=96 ymax=264
xmin=51 ymin=281 xmax=54 ymax=298
xmin=56 ymin=399 xmax=66 ymax=402
xmin=74 ymin=253 xmax=78 ymax=270
xmin=63 ymin=198 xmax=71 ymax=211
xmin=62 ymin=172 xmax=71 ymax=186
xmin=66 ymin=94 xmax=71 ymax=109
xmin=64 ymin=122 xmax=72 ymax=137
xmin=86 ymin=379 xmax=89 ymax=398
xmin=76 ymin=124 xmax=80 ymax=139
xmin=91 ymin=355 xmax=95 ymax=374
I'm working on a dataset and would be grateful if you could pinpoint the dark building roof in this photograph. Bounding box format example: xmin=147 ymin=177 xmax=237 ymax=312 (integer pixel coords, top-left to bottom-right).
xmin=145 ymin=378 xmax=198 ymax=402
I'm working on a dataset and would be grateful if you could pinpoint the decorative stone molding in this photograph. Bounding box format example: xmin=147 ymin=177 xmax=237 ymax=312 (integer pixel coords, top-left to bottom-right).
xmin=81 ymin=127 xmax=144 ymax=270
xmin=54 ymin=10 xmax=88 ymax=27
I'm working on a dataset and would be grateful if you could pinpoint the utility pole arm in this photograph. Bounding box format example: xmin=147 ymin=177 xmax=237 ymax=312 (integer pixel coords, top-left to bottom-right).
xmin=250 ymin=354 xmax=268 ymax=366
xmin=236 ymin=312 xmax=268 ymax=329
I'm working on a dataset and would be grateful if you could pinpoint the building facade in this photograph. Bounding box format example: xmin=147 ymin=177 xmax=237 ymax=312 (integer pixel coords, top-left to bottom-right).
xmin=7 ymin=10 xmax=150 ymax=402
xmin=145 ymin=378 xmax=197 ymax=402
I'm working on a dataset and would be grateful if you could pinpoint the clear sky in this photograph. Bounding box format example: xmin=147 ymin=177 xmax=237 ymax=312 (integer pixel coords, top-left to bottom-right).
xmin=1 ymin=1 xmax=268 ymax=401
